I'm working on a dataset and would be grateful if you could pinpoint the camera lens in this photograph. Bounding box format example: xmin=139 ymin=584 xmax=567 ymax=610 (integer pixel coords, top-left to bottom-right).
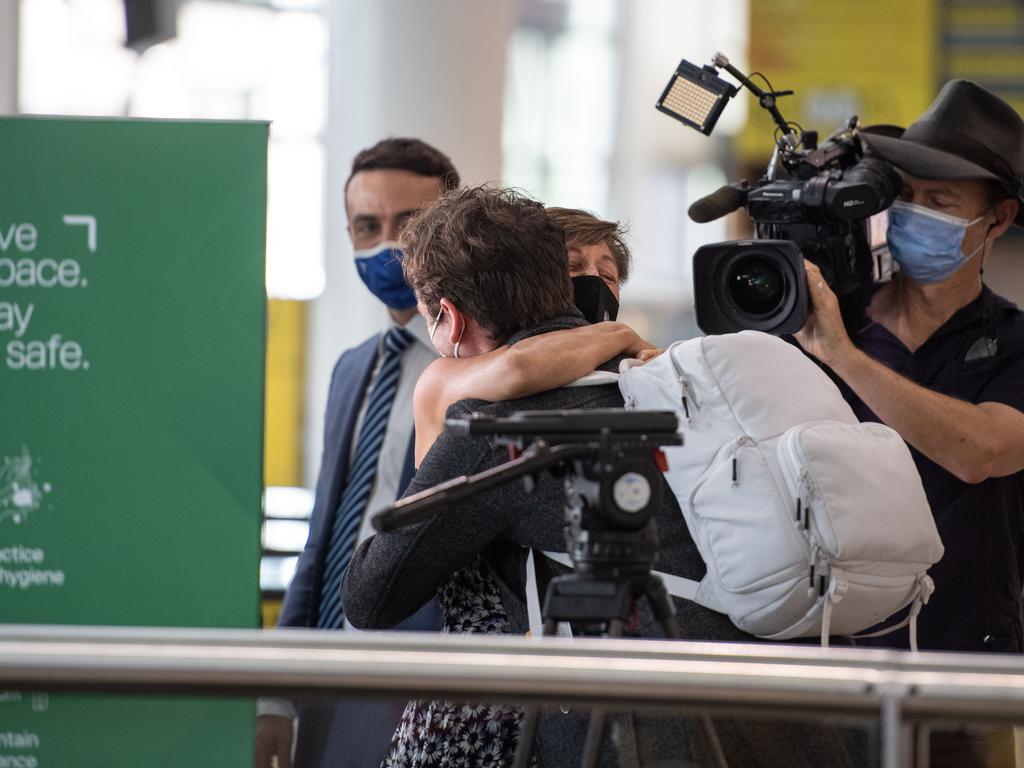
xmin=694 ymin=240 xmax=806 ymax=335
xmin=727 ymin=255 xmax=786 ymax=316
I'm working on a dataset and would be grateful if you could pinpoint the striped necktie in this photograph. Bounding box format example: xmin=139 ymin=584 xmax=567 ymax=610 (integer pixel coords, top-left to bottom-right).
xmin=317 ymin=326 xmax=414 ymax=629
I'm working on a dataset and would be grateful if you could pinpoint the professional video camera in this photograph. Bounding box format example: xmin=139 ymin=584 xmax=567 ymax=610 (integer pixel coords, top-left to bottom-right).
xmin=657 ymin=53 xmax=902 ymax=334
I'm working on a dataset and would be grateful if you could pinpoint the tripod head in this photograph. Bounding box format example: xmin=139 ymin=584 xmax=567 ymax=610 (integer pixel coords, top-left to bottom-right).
xmin=373 ymin=408 xmax=681 ymax=580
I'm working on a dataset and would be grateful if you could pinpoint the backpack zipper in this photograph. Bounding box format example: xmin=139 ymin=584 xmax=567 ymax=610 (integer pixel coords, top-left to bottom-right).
xmin=667 ymin=348 xmax=697 ymax=424
xmin=798 ymin=471 xmax=834 ymax=596
xmin=730 ymin=436 xmax=753 ymax=486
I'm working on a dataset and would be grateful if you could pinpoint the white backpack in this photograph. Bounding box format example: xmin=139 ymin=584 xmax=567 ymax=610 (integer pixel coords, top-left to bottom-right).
xmin=614 ymin=331 xmax=944 ymax=648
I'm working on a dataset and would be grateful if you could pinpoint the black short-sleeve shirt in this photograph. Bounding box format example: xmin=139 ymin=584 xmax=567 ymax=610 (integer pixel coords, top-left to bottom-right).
xmin=839 ymin=285 xmax=1024 ymax=653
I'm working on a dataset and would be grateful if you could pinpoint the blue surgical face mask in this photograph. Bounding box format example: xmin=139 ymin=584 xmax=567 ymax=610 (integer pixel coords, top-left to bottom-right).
xmin=886 ymin=201 xmax=988 ymax=283
xmin=353 ymin=241 xmax=417 ymax=310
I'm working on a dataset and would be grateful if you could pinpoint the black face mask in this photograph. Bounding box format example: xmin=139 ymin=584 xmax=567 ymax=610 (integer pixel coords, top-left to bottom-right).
xmin=572 ymin=275 xmax=620 ymax=324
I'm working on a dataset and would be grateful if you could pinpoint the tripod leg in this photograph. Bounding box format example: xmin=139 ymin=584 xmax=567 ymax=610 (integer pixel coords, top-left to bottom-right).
xmin=581 ymin=708 xmax=606 ymax=768
xmin=512 ymin=619 xmax=559 ymax=768
xmin=512 ymin=707 xmax=540 ymax=768
xmin=699 ymin=716 xmax=730 ymax=768
xmin=644 ymin=574 xmax=682 ymax=640
xmin=643 ymin=575 xmax=729 ymax=767
xmin=580 ymin=614 xmax=629 ymax=768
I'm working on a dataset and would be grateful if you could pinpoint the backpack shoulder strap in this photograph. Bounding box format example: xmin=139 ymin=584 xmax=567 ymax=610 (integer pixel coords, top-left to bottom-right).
xmin=564 ymin=370 xmax=620 ymax=387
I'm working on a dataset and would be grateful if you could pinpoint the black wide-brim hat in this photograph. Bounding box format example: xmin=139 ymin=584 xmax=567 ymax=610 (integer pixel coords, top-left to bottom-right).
xmin=860 ymin=79 xmax=1024 ymax=226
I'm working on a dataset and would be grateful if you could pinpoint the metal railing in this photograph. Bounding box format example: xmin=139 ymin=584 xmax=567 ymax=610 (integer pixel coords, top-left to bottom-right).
xmin=2 ymin=624 xmax=1024 ymax=767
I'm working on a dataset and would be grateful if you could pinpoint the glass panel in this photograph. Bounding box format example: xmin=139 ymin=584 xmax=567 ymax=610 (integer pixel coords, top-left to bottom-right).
xmin=262 ymin=520 xmax=309 ymax=552
xmin=260 ymin=554 xmax=299 ymax=592
xmin=0 ymin=687 xmax=950 ymax=767
xmin=263 ymin=486 xmax=314 ymax=520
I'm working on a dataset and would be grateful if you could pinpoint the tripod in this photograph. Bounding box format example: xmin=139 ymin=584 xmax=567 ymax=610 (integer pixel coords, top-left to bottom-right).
xmin=511 ymin=562 xmax=728 ymax=768
xmin=371 ymin=410 xmax=726 ymax=768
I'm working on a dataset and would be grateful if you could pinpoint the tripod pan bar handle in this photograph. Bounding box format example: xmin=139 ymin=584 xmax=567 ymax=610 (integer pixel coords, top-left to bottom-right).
xmin=372 ymin=442 xmax=596 ymax=533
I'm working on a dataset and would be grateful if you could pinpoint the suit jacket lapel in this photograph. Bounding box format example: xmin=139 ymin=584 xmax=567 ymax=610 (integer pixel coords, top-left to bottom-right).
xmin=319 ymin=336 xmax=380 ymax=544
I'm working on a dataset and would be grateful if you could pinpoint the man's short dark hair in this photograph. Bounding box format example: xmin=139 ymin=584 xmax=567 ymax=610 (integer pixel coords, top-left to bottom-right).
xmin=402 ymin=186 xmax=576 ymax=343
xmin=547 ymin=207 xmax=632 ymax=283
xmin=345 ymin=137 xmax=460 ymax=193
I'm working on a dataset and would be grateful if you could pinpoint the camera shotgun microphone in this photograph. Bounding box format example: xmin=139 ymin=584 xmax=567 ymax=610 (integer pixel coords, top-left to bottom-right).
xmin=688 ymin=182 xmax=748 ymax=223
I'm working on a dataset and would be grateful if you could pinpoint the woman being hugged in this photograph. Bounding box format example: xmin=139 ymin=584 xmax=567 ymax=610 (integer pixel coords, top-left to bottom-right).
xmin=373 ymin=198 xmax=661 ymax=768
xmin=411 ymin=206 xmax=654 ymax=465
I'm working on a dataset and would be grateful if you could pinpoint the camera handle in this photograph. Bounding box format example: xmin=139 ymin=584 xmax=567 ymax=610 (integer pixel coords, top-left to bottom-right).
xmin=712 ymin=52 xmax=795 ymax=145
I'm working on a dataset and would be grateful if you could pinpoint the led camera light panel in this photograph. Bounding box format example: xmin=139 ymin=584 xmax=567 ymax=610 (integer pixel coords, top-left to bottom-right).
xmin=656 ymin=59 xmax=737 ymax=136
xmin=662 ymin=78 xmax=719 ymax=130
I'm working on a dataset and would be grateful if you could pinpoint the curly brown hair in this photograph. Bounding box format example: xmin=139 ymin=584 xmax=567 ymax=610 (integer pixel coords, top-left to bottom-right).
xmin=546 ymin=207 xmax=632 ymax=284
xmin=401 ymin=186 xmax=576 ymax=343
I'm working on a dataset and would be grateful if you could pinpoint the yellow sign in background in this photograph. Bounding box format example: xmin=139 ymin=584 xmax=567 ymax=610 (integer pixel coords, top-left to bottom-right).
xmin=741 ymin=0 xmax=1023 ymax=165
xmin=942 ymin=0 xmax=1024 ymax=119
xmin=741 ymin=0 xmax=938 ymax=164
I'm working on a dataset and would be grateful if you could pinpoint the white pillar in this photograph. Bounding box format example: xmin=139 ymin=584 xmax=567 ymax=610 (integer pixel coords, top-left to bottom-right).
xmin=0 ymin=0 xmax=18 ymax=114
xmin=609 ymin=0 xmax=748 ymax=336
xmin=305 ymin=0 xmax=514 ymax=485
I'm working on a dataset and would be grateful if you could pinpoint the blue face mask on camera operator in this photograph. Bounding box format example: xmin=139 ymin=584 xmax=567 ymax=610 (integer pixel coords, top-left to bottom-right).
xmin=886 ymin=201 xmax=991 ymax=283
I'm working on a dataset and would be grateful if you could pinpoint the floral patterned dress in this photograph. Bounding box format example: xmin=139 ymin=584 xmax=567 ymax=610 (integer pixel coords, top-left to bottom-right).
xmin=381 ymin=557 xmax=532 ymax=768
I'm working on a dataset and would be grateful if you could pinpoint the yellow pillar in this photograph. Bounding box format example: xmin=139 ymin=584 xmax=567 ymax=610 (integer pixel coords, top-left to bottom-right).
xmin=264 ymin=299 xmax=306 ymax=487
xmin=262 ymin=298 xmax=307 ymax=627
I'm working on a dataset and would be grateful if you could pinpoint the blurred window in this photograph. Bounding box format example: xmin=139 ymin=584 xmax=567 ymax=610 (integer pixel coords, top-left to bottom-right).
xmin=261 ymin=485 xmax=313 ymax=594
xmin=502 ymin=0 xmax=620 ymax=214
xmin=18 ymin=0 xmax=327 ymax=299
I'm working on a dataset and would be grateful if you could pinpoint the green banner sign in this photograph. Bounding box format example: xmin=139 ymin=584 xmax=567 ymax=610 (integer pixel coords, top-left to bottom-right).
xmin=0 ymin=116 xmax=268 ymax=766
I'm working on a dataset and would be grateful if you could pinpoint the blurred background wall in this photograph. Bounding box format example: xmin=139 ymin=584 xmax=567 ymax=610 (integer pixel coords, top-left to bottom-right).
xmin=5 ymin=0 xmax=1023 ymax=615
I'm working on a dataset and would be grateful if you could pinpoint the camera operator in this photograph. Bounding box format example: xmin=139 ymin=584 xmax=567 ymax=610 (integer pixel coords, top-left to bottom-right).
xmin=342 ymin=186 xmax=861 ymax=767
xmin=794 ymin=80 xmax=1024 ymax=659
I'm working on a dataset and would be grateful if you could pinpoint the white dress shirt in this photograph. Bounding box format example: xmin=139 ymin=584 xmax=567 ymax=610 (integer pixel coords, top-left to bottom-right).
xmin=350 ymin=313 xmax=437 ymax=546
xmin=258 ymin=314 xmax=437 ymax=715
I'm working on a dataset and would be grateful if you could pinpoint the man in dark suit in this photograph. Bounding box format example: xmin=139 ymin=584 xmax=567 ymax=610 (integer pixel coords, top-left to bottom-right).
xmin=343 ymin=187 xmax=860 ymax=767
xmin=256 ymin=138 xmax=458 ymax=768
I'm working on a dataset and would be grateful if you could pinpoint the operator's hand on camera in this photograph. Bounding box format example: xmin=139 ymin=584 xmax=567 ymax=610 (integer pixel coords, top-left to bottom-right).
xmin=793 ymin=260 xmax=855 ymax=369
